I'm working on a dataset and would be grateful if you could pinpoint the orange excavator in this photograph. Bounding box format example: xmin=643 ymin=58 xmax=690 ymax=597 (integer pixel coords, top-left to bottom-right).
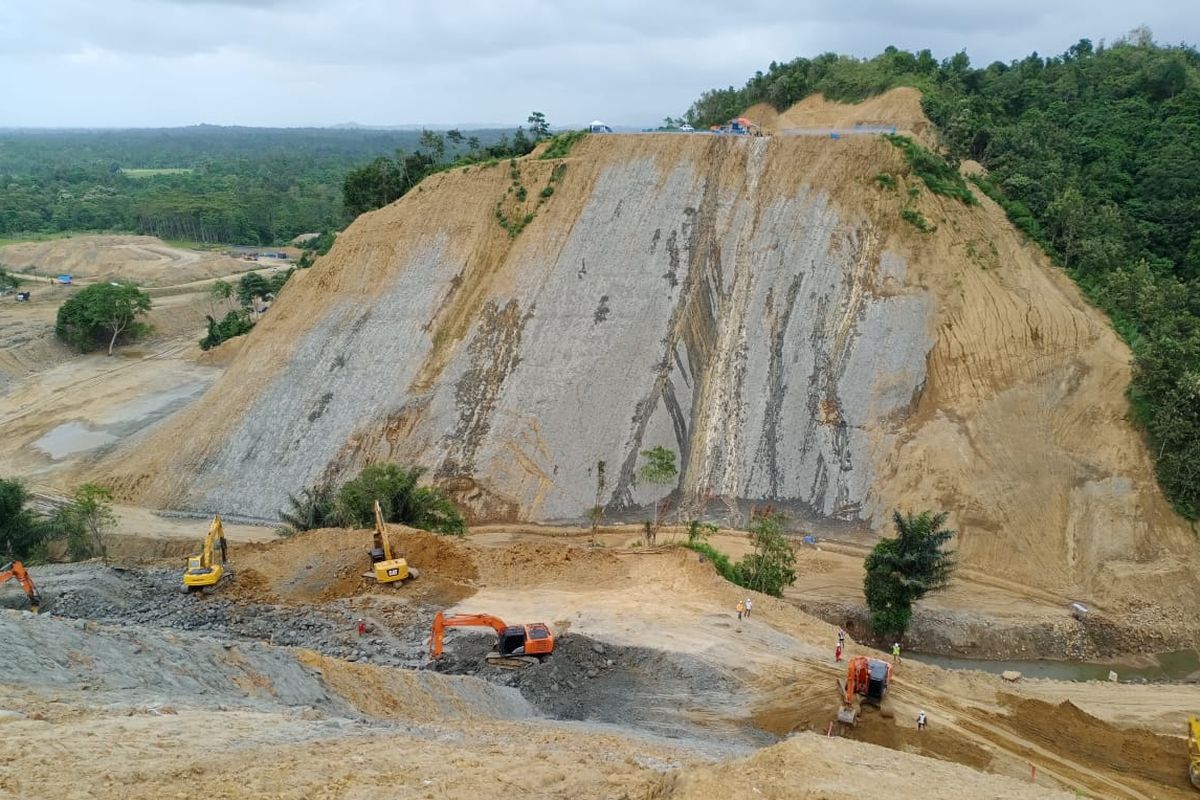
xmin=837 ymin=655 xmax=892 ymax=724
xmin=0 ymin=561 xmax=42 ymax=612
xmin=430 ymin=611 xmax=554 ymax=669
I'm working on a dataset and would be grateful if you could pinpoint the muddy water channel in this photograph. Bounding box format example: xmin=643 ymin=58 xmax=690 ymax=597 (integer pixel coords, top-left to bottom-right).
xmin=911 ymin=649 xmax=1200 ymax=683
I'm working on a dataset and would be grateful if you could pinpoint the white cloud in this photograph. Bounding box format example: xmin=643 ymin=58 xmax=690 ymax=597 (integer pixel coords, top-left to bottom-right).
xmin=0 ymin=0 xmax=1194 ymax=126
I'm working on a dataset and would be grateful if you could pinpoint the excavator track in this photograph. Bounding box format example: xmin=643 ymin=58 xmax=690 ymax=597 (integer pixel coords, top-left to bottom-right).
xmin=485 ymin=653 xmax=541 ymax=669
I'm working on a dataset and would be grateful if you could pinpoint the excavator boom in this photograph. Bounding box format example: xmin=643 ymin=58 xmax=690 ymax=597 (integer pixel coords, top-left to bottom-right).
xmin=0 ymin=561 xmax=42 ymax=611
xmin=374 ymin=500 xmax=392 ymax=562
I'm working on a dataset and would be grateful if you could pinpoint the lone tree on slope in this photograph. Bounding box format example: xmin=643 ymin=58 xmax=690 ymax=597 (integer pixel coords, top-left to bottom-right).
xmin=863 ymin=510 xmax=957 ymax=638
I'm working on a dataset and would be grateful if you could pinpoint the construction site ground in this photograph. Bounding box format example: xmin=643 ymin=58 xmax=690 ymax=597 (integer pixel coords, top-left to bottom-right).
xmin=2 ymin=524 xmax=1198 ymax=799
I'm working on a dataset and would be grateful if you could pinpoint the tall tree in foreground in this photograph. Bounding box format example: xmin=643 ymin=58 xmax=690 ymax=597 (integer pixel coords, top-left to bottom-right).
xmin=864 ymin=510 xmax=957 ymax=637
xmin=56 ymin=283 xmax=152 ymax=356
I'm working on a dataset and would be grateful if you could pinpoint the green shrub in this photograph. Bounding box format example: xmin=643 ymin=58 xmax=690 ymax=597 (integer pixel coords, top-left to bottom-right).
xmin=682 ymin=541 xmax=738 ymax=583
xmin=874 ymin=173 xmax=897 ymax=190
xmin=885 ymin=134 xmax=977 ymax=205
xmin=335 ymin=464 xmax=466 ymax=536
xmin=199 ymin=310 xmax=255 ymax=350
xmin=900 ymin=207 xmax=934 ymax=232
xmin=515 ymin=186 xmax=527 ymax=201
xmin=539 ymin=186 xmax=554 ymax=199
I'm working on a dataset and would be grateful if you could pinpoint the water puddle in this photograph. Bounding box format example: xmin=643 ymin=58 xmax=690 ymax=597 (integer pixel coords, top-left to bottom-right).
xmin=33 ymin=422 xmax=119 ymax=460
xmin=31 ymin=381 xmax=209 ymax=461
xmin=910 ymin=649 xmax=1200 ymax=683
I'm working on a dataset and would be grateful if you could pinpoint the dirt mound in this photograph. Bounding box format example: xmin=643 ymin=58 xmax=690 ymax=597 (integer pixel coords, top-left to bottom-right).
xmin=230 ymin=526 xmax=476 ymax=605
xmin=297 ymin=650 xmax=532 ymax=721
xmin=991 ymin=696 xmax=1189 ymax=795
xmin=472 ymin=540 xmax=624 ymax=588
xmin=769 ymin=86 xmax=935 ymax=142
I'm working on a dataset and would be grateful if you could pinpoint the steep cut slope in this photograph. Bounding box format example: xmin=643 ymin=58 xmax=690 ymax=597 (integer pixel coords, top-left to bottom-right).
xmin=102 ymin=126 xmax=1198 ymax=615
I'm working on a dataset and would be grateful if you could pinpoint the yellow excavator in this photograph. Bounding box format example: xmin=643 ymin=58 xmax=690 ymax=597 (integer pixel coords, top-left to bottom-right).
xmin=366 ymin=500 xmax=418 ymax=584
xmin=1188 ymin=716 xmax=1200 ymax=790
xmin=182 ymin=515 xmax=229 ymax=592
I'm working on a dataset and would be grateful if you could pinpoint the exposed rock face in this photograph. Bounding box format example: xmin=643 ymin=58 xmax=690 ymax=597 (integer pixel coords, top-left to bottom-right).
xmin=105 ymin=124 xmax=1199 ymax=610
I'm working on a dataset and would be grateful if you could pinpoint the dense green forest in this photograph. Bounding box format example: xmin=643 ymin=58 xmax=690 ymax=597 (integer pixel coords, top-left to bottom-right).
xmin=0 ymin=126 xmax=512 ymax=244
xmin=688 ymin=31 xmax=1200 ymax=519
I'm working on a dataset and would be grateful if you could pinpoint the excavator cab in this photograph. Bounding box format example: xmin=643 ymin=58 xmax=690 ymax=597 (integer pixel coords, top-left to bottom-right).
xmin=497 ymin=623 xmax=554 ymax=657
xmin=838 ymin=656 xmax=892 ymax=724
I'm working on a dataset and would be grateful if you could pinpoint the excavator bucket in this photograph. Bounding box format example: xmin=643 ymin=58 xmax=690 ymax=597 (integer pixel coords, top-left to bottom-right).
xmin=835 ymin=677 xmax=857 ymax=724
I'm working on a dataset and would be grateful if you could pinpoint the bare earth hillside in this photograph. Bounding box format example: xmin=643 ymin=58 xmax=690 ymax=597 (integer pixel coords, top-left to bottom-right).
xmin=99 ymin=106 xmax=1199 ymax=628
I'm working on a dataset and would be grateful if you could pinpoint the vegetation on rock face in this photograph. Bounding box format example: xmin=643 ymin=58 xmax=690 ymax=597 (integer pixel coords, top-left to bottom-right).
xmin=538 ymin=130 xmax=587 ymax=160
xmin=689 ymin=33 xmax=1200 ymax=518
xmin=199 ymin=310 xmax=255 ymax=351
xmin=884 ymin=134 xmax=977 ymax=205
xmin=281 ymin=464 xmax=466 ymax=536
xmin=864 ymin=510 xmax=957 ymax=636
xmin=55 ymin=282 xmax=152 ymax=355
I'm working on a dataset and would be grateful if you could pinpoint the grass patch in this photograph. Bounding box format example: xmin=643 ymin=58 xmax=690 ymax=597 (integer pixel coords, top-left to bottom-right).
xmin=120 ymin=168 xmax=194 ymax=177
xmin=901 ymin=207 xmax=935 ymax=232
xmin=874 ymin=172 xmax=897 ymax=190
xmin=884 ymin=134 xmax=977 ymax=205
xmin=539 ymin=130 xmax=587 ymax=160
xmin=681 ymin=541 xmax=738 ymax=583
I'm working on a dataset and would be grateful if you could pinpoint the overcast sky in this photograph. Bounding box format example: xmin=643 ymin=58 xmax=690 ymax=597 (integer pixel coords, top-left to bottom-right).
xmin=0 ymin=0 xmax=1194 ymax=128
